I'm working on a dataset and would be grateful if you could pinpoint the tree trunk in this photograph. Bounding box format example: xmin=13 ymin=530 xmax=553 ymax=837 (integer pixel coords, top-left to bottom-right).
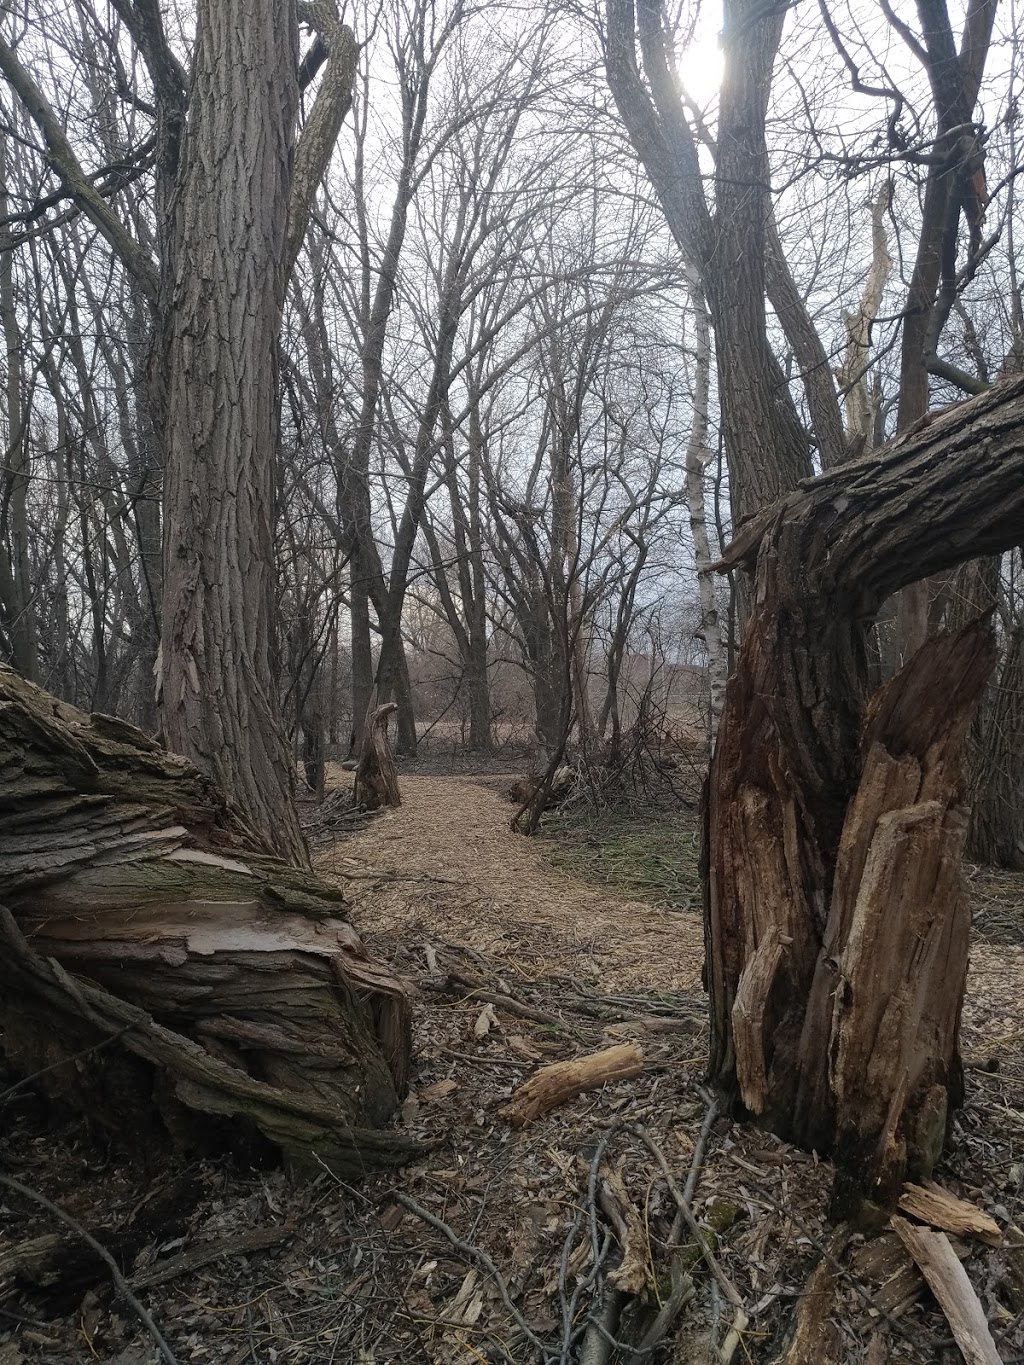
xmin=157 ymin=0 xmax=306 ymax=865
xmin=942 ymin=554 xmax=1024 ymax=869
xmin=705 ymin=375 xmax=1024 ymax=1206
xmin=967 ymin=615 xmax=1024 ymax=868
xmin=0 ymin=134 xmax=38 ymax=684
xmin=349 ymin=551 xmax=374 ymax=760
xmin=0 ymin=667 xmax=414 ymax=1176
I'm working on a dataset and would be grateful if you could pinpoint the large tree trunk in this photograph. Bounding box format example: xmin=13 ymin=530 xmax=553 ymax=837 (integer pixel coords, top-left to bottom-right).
xmin=706 ymin=375 xmax=1024 ymax=1207
xmin=944 ymin=554 xmax=1024 ymax=869
xmin=157 ymin=0 xmax=306 ymax=865
xmin=0 ymin=667 xmax=414 ymax=1176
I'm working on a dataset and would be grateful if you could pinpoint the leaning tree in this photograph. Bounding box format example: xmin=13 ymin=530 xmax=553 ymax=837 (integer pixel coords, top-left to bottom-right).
xmin=605 ymin=0 xmax=1020 ymax=1202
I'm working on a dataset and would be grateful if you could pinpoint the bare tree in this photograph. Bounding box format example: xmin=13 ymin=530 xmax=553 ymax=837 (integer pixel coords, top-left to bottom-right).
xmin=0 ymin=0 xmax=357 ymax=860
xmin=605 ymin=0 xmax=1024 ymax=1201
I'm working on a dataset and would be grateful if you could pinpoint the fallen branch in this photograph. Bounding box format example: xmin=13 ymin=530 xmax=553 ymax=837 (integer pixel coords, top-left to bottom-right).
xmin=667 ymin=1089 xmax=722 ymax=1246
xmin=423 ymin=972 xmax=572 ymax=1032
xmin=627 ymin=1123 xmax=749 ymax=1364
xmin=501 ymin=1045 xmax=644 ymax=1127
xmin=128 ymin=1224 xmax=292 ymax=1291
xmin=897 ymin=1182 xmax=1002 ymax=1246
xmin=892 ymin=1216 xmax=1002 ymax=1365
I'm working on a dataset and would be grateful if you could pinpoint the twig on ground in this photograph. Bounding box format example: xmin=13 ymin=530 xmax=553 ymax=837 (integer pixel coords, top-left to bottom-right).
xmin=422 ymin=974 xmax=574 ymax=1033
xmin=0 ymin=1172 xmax=178 ymax=1365
xmin=391 ymin=1190 xmax=550 ymax=1356
xmin=627 ymin=1123 xmax=749 ymax=1364
xmin=684 ymin=1091 xmax=722 ymax=1203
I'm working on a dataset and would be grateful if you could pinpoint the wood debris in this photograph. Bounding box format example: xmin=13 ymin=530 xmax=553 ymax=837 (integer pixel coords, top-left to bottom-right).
xmin=500 ymin=1044 xmax=644 ymax=1126
xmin=892 ymin=1215 xmax=1002 ymax=1365
xmin=898 ymin=1181 xmax=1002 ymax=1245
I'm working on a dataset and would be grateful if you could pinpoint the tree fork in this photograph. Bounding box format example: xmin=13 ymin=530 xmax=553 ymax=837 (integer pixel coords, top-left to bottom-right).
xmin=705 ymin=373 xmax=1024 ymax=1204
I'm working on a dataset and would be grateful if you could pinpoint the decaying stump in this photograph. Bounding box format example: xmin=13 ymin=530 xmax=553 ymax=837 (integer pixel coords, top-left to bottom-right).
xmin=706 ymin=374 xmax=1024 ymax=1207
xmin=0 ymin=668 xmax=415 ymax=1175
xmin=354 ymin=702 xmax=401 ymax=811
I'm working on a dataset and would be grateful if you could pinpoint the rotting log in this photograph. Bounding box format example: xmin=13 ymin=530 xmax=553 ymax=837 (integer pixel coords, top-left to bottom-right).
xmin=0 ymin=667 xmax=416 ymax=1175
xmin=706 ymin=372 xmax=1024 ymax=1208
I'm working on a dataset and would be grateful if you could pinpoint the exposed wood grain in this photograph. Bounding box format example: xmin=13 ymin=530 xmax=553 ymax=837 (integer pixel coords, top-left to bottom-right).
xmin=781 ymin=1228 xmax=849 ymax=1364
xmin=501 ymin=1045 xmax=644 ymax=1126
xmin=892 ymin=1216 xmax=1002 ymax=1365
xmin=0 ymin=666 xmax=416 ymax=1174
xmin=705 ymin=371 xmax=1024 ymax=1202
xmin=899 ymin=1182 xmax=1002 ymax=1246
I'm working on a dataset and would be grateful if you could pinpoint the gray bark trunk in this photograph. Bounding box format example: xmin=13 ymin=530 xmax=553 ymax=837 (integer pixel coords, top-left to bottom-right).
xmin=158 ymin=0 xmax=306 ymax=864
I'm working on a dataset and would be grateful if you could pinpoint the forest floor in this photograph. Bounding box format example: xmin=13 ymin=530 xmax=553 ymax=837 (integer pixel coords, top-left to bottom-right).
xmin=2 ymin=761 xmax=1024 ymax=1364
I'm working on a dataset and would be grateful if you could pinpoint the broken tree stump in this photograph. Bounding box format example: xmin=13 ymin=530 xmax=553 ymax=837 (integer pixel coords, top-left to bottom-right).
xmin=0 ymin=667 xmax=415 ymax=1175
xmin=354 ymin=702 xmax=401 ymax=811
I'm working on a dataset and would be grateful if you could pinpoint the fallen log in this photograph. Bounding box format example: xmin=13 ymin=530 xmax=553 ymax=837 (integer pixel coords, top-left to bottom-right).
xmin=500 ymin=1044 xmax=644 ymax=1126
xmin=0 ymin=667 xmax=415 ymax=1174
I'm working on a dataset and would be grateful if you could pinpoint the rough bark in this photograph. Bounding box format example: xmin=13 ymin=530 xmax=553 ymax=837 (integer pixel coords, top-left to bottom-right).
xmin=0 ymin=667 xmax=415 ymax=1175
xmin=157 ymin=0 xmax=307 ymax=865
xmin=606 ymin=0 xmax=817 ymax=526
xmin=0 ymin=134 xmax=38 ymax=684
xmin=354 ymin=702 xmax=401 ymax=811
xmin=706 ymin=373 xmax=1024 ymax=1203
xmin=946 ymin=554 xmax=1024 ymax=869
xmin=968 ymin=619 xmax=1024 ymax=868
xmin=0 ymin=0 xmax=358 ymax=861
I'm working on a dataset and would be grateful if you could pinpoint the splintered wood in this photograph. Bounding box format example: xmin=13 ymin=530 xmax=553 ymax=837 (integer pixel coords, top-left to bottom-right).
xmin=0 ymin=666 xmax=415 ymax=1174
xmin=500 ymin=1044 xmax=644 ymax=1126
xmin=892 ymin=1216 xmax=1002 ymax=1365
xmin=898 ymin=1182 xmax=1002 ymax=1246
xmin=781 ymin=1229 xmax=849 ymax=1364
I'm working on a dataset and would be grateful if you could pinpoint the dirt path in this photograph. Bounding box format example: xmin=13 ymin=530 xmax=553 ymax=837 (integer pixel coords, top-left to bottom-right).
xmin=316 ymin=773 xmax=704 ymax=992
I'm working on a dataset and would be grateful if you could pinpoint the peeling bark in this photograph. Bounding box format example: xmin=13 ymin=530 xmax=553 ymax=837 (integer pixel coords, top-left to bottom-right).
xmin=0 ymin=667 xmax=415 ymax=1176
